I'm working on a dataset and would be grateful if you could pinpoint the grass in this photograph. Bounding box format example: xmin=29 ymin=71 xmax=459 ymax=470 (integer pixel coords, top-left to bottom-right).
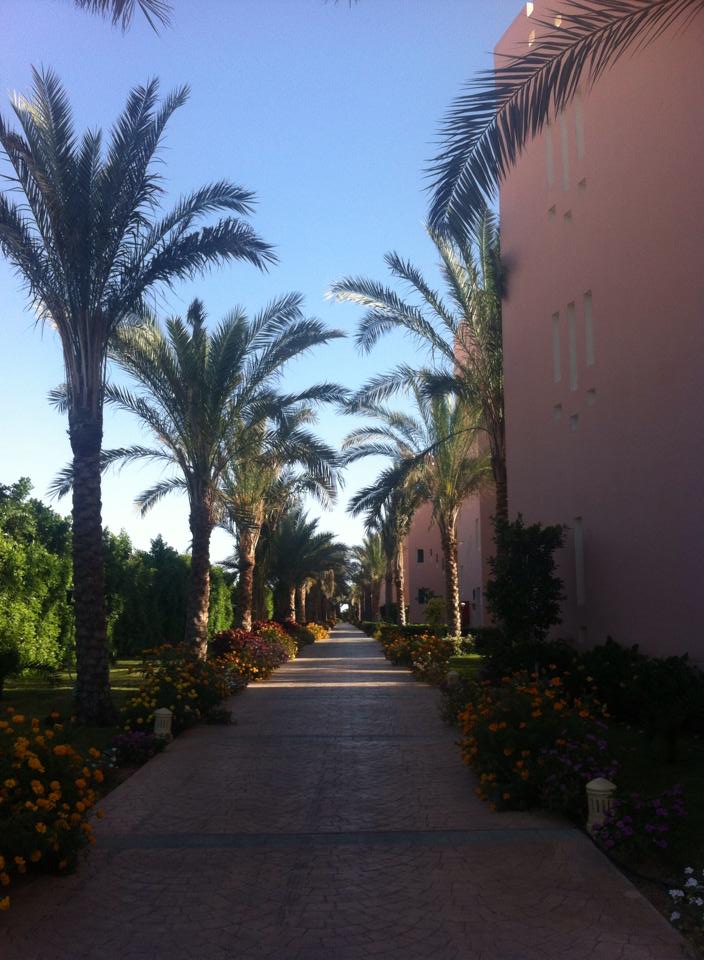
xmin=2 ymin=661 xmax=143 ymax=755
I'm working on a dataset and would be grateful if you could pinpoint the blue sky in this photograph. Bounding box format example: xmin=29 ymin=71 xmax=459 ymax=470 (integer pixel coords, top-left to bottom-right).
xmin=1 ymin=0 xmax=519 ymax=561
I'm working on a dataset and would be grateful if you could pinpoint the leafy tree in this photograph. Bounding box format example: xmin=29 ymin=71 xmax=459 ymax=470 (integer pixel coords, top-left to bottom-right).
xmin=0 ymin=70 xmax=274 ymax=722
xmin=60 ymin=295 xmax=343 ymax=657
xmin=486 ymin=514 xmax=566 ymax=643
xmin=350 ymin=532 xmax=386 ymax=622
xmin=0 ymin=479 xmax=73 ymax=672
xmin=428 ymin=0 xmax=704 ymax=233
xmin=330 ymin=213 xmax=506 ymax=523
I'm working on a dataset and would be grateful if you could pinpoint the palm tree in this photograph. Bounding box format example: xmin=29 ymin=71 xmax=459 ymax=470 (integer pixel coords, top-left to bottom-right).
xmin=329 ymin=212 xmax=506 ymax=523
xmin=267 ymin=510 xmax=347 ymax=622
xmin=349 ymin=484 xmax=418 ymax=626
xmin=428 ymin=0 xmax=704 ymax=234
xmin=220 ymin=417 xmax=340 ymax=632
xmin=350 ymin=532 xmax=386 ymax=622
xmin=54 ymin=296 xmax=343 ymax=658
xmin=0 ymin=70 xmax=274 ymax=723
xmin=345 ymin=393 xmax=489 ymax=635
xmin=73 ymin=0 xmax=171 ymax=29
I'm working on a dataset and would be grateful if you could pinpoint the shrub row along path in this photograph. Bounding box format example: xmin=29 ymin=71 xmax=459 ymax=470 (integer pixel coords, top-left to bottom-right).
xmin=2 ymin=624 xmax=688 ymax=960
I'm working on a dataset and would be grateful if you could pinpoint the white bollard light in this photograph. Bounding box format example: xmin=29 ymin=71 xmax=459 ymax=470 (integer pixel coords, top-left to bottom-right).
xmin=153 ymin=707 xmax=173 ymax=741
xmin=586 ymin=777 xmax=616 ymax=832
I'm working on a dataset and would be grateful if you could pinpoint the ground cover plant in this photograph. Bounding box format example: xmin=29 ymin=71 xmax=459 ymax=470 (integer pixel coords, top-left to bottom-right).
xmin=211 ymin=629 xmax=294 ymax=684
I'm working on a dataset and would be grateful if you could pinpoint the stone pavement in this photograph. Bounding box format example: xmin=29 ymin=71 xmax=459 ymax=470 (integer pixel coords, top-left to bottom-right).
xmin=1 ymin=625 xmax=690 ymax=960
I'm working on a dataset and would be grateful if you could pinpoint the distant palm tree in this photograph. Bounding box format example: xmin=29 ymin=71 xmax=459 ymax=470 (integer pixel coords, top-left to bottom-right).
xmin=348 ymin=483 xmax=418 ymax=626
xmin=268 ymin=510 xmax=347 ymax=622
xmin=0 ymin=70 xmax=273 ymax=723
xmin=221 ymin=417 xmax=340 ymax=631
xmin=330 ymin=212 xmax=506 ymax=522
xmin=54 ymin=296 xmax=342 ymax=658
xmin=350 ymin=533 xmax=387 ymax=621
xmin=428 ymin=0 xmax=704 ymax=233
xmin=345 ymin=393 xmax=489 ymax=635
xmin=73 ymin=0 xmax=171 ymax=30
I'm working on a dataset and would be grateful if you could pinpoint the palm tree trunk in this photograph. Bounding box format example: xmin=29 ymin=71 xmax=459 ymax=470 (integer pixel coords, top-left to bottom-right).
xmin=440 ymin=519 xmax=462 ymax=636
xmin=70 ymin=413 xmax=115 ymax=725
xmin=186 ymin=498 xmax=212 ymax=658
xmin=235 ymin=528 xmax=257 ymax=632
xmin=287 ymin=585 xmax=297 ymax=621
xmin=384 ymin=565 xmax=393 ymax=622
xmin=372 ymin=580 xmax=382 ymax=621
xmin=296 ymin=585 xmax=306 ymax=623
xmin=394 ymin=552 xmax=406 ymax=626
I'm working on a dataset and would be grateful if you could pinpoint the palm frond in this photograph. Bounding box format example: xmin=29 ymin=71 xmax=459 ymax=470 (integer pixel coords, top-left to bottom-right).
xmin=428 ymin=0 xmax=704 ymax=233
xmin=73 ymin=0 xmax=172 ymax=31
xmin=135 ymin=476 xmax=186 ymax=515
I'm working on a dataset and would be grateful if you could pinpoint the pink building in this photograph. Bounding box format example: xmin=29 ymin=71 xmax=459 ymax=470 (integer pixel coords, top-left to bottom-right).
xmin=498 ymin=3 xmax=704 ymax=657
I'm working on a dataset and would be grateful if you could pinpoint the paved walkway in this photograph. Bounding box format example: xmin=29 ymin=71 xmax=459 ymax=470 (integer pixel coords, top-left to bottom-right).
xmin=2 ymin=625 xmax=689 ymax=960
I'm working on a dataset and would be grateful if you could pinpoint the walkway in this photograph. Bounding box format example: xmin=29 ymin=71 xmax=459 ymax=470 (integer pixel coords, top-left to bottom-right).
xmin=2 ymin=625 xmax=688 ymax=960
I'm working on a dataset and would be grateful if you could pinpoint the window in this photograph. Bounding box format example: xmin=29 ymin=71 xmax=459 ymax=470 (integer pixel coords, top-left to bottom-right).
xmin=553 ymin=403 xmax=563 ymax=421
xmin=584 ymin=291 xmax=594 ymax=366
xmin=559 ymin=114 xmax=570 ymax=191
xmin=567 ymin=301 xmax=577 ymax=390
xmin=552 ymin=312 xmax=561 ymax=383
xmin=575 ymin=93 xmax=585 ymax=159
xmin=574 ymin=517 xmax=586 ymax=605
xmin=570 ymin=413 xmax=579 ymax=432
xmin=416 ymin=548 xmax=424 ymax=564
xmin=545 ymin=126 xmax=555 ymax=188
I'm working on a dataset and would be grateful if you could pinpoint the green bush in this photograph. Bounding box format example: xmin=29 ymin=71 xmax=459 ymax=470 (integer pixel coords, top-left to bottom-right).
xmin=486 ymin=514 xmax=565 ymax=642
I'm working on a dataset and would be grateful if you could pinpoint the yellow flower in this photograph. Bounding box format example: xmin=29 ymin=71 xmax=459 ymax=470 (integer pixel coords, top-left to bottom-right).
xmin=34 ymin=822 xmax=47 ymax=834
xmin=11 ymin=715 xmax=25 ymax=724
xmin=30 ymin=850 xmax=41 ymax=863
xmin=0 ymin=896 xmax=9 ymax=911
xmin=93 ymin=769 xmax=104 ymax=783
xmin=0 ymin=872 xmax=9 ymax=886
xmin=74 ymin=779 xmax=87 ymax=790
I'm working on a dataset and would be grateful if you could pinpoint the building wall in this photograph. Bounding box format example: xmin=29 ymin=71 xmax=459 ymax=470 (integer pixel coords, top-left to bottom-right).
xmin=403 ymin=501 xmax=446 ymax=622
xmin=498 ymin=3 xmax=704 ymax=657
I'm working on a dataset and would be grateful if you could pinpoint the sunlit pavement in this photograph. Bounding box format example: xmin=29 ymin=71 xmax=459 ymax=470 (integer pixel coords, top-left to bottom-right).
xmin=1 ymin=625 xmax=689 ymax=959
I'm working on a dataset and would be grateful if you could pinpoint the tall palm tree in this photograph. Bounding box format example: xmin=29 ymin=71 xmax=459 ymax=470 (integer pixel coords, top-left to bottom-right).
xmin=220 ymin=417 xmax=340 ymax=632
xmin=428 ymin=0 xmax=704 ymax=234
xmin=0 ymin=70 xmax=274 ymax=723
xmin=345 ymin=393 xmax=489 ymax=635
xmin=54 ymin=296 xmax=342 ymax=658
xmin=329 ymin=212 xmax=506 ymax=522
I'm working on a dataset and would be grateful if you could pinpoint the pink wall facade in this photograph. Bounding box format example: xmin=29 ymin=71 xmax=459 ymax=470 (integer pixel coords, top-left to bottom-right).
xmin=498 ymin=3 xmax=704 ymax=658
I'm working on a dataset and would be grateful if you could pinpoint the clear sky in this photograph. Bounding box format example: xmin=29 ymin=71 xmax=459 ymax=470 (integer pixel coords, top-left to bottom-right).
xmin=1 ymin=0 xmax=520 ymax=562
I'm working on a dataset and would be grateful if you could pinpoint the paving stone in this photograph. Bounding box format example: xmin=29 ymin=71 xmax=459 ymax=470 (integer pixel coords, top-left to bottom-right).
xmin=0 ymin=625 xmax=692 ymax=959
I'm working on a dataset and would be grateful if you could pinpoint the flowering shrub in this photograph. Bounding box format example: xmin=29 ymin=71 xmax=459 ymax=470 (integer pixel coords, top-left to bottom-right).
xmin=305 ymin=623 xmax=330 ymax=642
xmin=111 ymin=730 xmax=165 ymax=766
xmin=253 ymin=621 xmax=298 ymax=660
xmin=381 ymin=630 xmax=459 ymax=682
xmin=122 ymin=644 xmax=229 ymax=735
xmin=0 ymin=708 xmax=105 ymax=911
xmin=211 ymin=629 xmax=290 ymax=684
xmin=668 ymin=866 xmax=704 ymax=933
xmin=459 ymin=669 xmax=608 ymax=811
xmin=592 ymin=785 xmax=687 ymax=855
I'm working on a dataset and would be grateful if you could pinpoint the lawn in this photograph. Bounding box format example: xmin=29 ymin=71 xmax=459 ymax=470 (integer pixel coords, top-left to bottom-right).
xmin=2 ymin=661 xmax=143 ymax=755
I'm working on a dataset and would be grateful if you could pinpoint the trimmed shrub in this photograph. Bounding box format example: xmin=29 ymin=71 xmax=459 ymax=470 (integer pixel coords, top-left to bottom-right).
xmin=111 ymin=730 xmax=165 ymax=766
